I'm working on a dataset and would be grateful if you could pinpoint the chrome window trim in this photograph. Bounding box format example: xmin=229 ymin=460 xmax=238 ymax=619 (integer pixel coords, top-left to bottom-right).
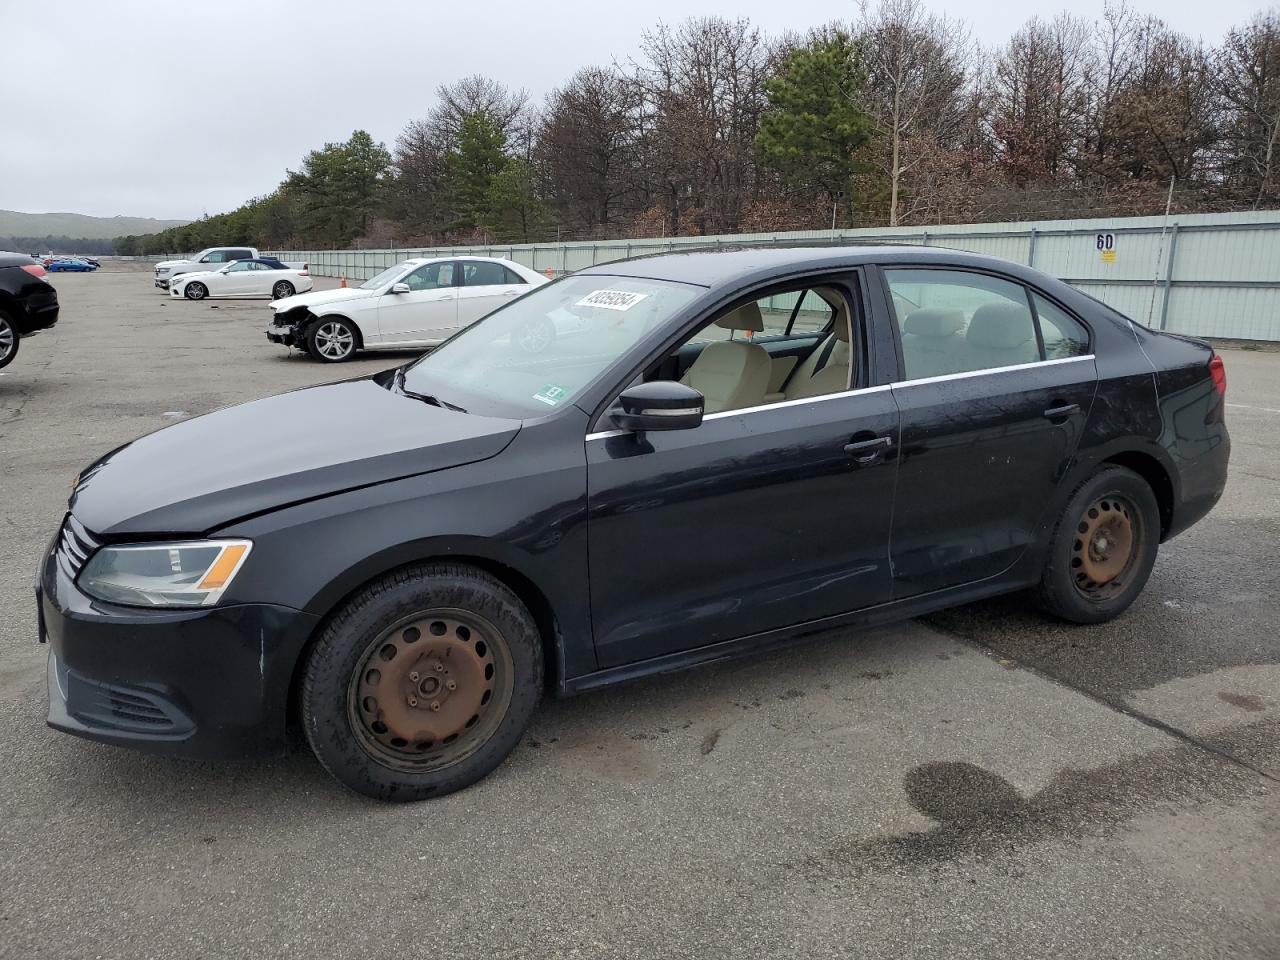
xmin=584 ymin=354 xmax=1095 ymax=441
xmin=891 ymin=353 xmax=1094 ymax=389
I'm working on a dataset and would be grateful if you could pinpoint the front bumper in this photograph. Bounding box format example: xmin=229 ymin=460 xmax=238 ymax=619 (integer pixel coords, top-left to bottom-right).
xmin=38 ymin=530 xmax=320 ymax=759
xmin=266 ymin=322 xmax=303 ymax=347
xmin=154 ymin=277 xmax=170 ymax=289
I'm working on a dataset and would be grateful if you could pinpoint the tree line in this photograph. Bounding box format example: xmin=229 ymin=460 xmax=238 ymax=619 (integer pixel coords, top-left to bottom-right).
xmin=4 ymin=236 xmax=119 ymax=256
xmin=118 ymin=0 xmax=1280 ymax=255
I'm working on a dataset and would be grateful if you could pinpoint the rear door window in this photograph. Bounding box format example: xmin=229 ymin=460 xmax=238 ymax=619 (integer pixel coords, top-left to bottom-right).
xmin=886 ymin=269 xmax=1039 ymax=379
xmin=1032 ymin=294 xmax=1091 ymax=358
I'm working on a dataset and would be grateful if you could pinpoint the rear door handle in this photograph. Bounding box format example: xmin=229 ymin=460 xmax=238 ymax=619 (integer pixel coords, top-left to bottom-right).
xmin=843 ymin=436 xmax=894 ymax=462
xmin=1043 ymin=403 xmax=1080 ymax=421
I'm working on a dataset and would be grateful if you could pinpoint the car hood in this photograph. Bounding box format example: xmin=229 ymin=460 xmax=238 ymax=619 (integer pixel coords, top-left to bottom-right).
xmin=171 ymin=270 xmax=218 ymax=282
xmin=155 ymin=259 xmax=190 ymax=270
xmin=272 ymin=286 xmax=377 ymax=312
xmin=70 ymin=379 xmax=521 ymax=536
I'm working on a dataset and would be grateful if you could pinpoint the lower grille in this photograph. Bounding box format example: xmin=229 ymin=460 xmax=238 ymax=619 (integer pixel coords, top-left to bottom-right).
xmin=65 ymin=669 xmax=194 ymax=736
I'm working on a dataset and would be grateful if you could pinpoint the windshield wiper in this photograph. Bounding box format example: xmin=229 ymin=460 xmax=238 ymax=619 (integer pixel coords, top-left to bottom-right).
xmin=390 ymin=368 xmax=467 ymax=413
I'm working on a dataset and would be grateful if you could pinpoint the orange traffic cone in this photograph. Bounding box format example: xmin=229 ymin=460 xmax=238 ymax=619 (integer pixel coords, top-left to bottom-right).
xmin=340 ymin=274 xmax=348 ymax=288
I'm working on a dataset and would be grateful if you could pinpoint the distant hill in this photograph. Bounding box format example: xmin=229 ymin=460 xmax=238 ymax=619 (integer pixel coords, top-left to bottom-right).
xmin=0 ymin=210 xmax=190 ymax=240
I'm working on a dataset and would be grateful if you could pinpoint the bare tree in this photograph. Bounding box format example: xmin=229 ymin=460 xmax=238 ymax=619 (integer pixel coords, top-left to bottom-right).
xmin=855 ymin=0 xmax=972 ymax=225
xmin=990 ymin=13 xmax=1092 ymax=185
xmin=1216 ymin=10 xmax=1280 ymax=205
xmin=626 ymin=17 xmax=772 ymax=234
xmin=537 ymin=67 xmax=641 ymax=235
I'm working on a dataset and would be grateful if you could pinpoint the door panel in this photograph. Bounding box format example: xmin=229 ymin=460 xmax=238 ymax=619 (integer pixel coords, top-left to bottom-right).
xmin=456 ymin=286 xmax=510 ymax=328
xmin=377 ymin=261 xmax=458 ymax=343
xmin=888 ymin=357 xmax=1097 ymax=596
xmin=586 ymin=388 xmax=900 ymax=668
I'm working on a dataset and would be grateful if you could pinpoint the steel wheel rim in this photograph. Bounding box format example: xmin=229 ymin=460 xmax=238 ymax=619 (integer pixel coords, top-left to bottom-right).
xmin=273 ymin=282 xmax=291 ymax=299
xmin=346 ymin=608 xmax=515 ymax=773
xmin=1071 ymin=494 xmax=1141 ymax=601
xmin=0 ymin=318 xmax=14 ymax=360
xmin=316 ymin=322 xmax=353 ymax=359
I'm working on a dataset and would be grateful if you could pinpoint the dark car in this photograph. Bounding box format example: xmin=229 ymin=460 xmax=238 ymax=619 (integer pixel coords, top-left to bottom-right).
xmin=0 ymin=252 xmax=59 ymax=368
xmin=37 ymin=246 xmax=1229 ymax=800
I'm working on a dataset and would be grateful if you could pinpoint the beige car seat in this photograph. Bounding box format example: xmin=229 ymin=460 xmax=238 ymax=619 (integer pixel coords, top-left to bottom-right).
xmin=964 ymin=302 xmax=1039 ymax=369
xmin=900 ymin=308 xmax=965 ymax=378
xmin=782 ymin=292 xmax=853 ymax=400
xmin=680 ymin=302 xmax=771 ymax=413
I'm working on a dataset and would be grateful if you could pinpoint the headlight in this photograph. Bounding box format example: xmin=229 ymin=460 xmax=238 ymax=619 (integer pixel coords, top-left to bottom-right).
xmin=79 ymin=540 xmax=252 ymax=607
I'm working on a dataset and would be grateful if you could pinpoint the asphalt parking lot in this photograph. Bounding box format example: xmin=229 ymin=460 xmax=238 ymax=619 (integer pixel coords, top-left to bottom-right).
xmin=1 ymin=262 xmax=1276 ymax=960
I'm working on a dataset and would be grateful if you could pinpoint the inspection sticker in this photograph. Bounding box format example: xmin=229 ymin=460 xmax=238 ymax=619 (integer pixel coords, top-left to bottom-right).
xmin=575 ymin=289 xmax=649 ymax=311
xmin=532 ymin=383 xmax=570 ymax=406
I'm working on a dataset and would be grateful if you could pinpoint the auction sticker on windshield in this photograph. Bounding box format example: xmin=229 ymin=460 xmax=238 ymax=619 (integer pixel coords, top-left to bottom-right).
xmin=575 ymin=290 xmax=649 ymax=311
xmin=533 ymin=384 xmax=570 ymax=406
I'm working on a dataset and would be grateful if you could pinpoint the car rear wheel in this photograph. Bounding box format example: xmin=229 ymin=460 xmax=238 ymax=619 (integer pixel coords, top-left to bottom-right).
xmin=272 ymin=280 xmax=295 ymax=300
xmin=0 ymin=310 xmax=18 ymax=369
xmin=184 ymin=282 xmax=207 ymax=301
xmin=300 ymin=563 xmax=543 ymax=801
xmin=307 ymin=318 xmax=357 ymax=362
xmin=1035 ymin=466 xmax=1160 ymax=624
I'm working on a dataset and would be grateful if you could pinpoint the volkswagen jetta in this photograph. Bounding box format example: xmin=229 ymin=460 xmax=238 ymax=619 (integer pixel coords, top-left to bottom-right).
xmin=37 ymin=246 xmax=1229 ymax=800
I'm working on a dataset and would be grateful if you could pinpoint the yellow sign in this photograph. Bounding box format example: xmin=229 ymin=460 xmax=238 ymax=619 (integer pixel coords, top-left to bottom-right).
xmin=1101 ymin=249 xmax=1117 ymax=264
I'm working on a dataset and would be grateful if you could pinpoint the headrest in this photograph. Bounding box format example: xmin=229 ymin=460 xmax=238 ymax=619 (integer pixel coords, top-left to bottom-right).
xmin=903 ymin=308 xmax=964 ymax=338
xmin=811 ymin=287 xmax=851 ymax=342
xmin=967 ymin=303 xmax=1034 ymax=349
xmin=715 ymin=301 xmax=764 ymax=333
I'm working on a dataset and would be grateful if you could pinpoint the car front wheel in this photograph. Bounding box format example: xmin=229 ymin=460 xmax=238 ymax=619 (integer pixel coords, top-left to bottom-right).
xmin=0 ymin=310 xmax=19 ymax=369
xmin=1035 ymin=465 xmax=1161 ymax=624
xmin=184 ymin=282 xmax=207 ymax=300
xmin=300 ymin=563 xmax=543 ymax=800
xmin=307 ymin=318 xmax=358 ymax=362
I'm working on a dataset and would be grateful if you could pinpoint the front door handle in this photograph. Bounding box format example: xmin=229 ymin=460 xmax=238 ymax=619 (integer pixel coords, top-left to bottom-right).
xmin=843 ymin=436 xmax=894 ymax=462
xmin=1043 ymin=402 xmax=1080 ymax=421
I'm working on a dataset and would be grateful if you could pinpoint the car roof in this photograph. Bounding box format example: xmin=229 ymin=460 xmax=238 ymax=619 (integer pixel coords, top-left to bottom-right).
xmin=576 ymin=244 xmax=1050 ymax=290
xmin=0 ymin=251 xmax=37 ymax=267
xmin=399 ymin=255 xmax=525 ymax=268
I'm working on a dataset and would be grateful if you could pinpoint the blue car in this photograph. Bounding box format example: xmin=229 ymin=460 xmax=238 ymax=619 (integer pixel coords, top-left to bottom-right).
xmin=46 ymin=258 xmax=97 ymax=273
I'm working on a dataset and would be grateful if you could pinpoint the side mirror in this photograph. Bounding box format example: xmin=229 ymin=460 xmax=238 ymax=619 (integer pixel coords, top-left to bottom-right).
xmin=389 ymin=282 xmax=410 ymax=294
xmin=610 ymin=381 xmax=704 ymax=433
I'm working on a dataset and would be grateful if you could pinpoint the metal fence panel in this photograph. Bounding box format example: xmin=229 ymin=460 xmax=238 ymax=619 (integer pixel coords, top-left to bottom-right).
xmin=267 ymin=209 xmax=1280 ymax=341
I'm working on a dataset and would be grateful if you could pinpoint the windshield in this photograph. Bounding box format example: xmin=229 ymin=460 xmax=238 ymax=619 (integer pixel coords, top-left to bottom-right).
xmin=360 ymin=262 xmax=414 ymax=290
xmin=401 ymin=274 xmax=703 ymax=418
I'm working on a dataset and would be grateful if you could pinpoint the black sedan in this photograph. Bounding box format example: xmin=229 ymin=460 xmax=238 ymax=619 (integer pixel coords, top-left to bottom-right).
xmin=0 ymin=252 xmax=59 ymax=368
xmin=37 ymin=246 xmax=1229 ymax=800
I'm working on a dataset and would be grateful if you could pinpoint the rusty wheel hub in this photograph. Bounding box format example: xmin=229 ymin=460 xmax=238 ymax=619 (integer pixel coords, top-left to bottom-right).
xmin=1071 ymin=496 xmax=1138 ymax=599
xmin=348 ymin=610 xmax=511 ymax=770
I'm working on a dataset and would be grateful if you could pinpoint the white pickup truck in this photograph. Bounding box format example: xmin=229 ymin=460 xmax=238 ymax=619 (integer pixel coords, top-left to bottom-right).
xmin=153 ymin=247 xmax=304 ymax=289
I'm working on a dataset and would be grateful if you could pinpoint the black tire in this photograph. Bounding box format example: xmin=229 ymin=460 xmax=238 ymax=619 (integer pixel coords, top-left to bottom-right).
xmin=184 ymin=281 xmax=207 ymax=301
xmin=0 ymin=309 xmax=18 ymax=370
xmin=306 ymin=317 xmax=358 ymax=362
xmin=1034 ymin=466 xmax=1160 ymax=624
xmin=300 ymin=563 xmax=543 ymax=801
xmin=272 ymin=280 xmax=295 ymax=300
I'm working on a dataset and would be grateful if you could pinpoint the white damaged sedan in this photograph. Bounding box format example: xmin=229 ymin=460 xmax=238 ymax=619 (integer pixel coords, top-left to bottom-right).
xmin=170 ymin=259 xmax=314 ymax=301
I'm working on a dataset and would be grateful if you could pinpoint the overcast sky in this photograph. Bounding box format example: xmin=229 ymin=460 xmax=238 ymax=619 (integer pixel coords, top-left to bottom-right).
xmin=0 ymin=0 xmax=1264 ymax=221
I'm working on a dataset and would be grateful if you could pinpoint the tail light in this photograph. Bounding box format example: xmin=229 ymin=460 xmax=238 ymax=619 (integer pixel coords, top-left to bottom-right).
xmin=1209 ymin=353 xmax=1226 ymax=397
xmin=20 ymin=263 xmax=48 ymax=280
xmin=300 ymin=264 xmax=309 ymax=277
